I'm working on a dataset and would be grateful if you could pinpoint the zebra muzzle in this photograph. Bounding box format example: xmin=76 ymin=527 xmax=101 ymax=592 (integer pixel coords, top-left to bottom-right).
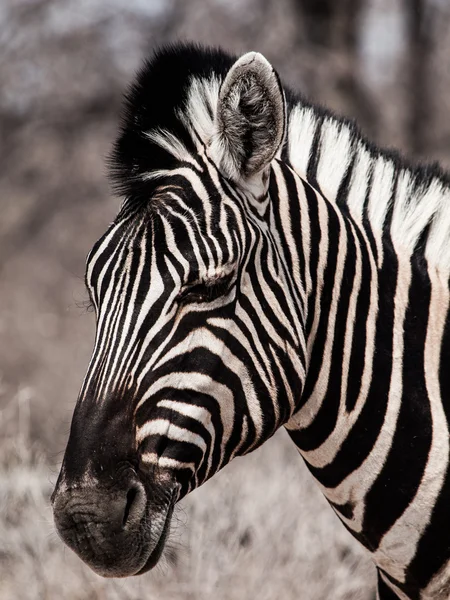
xmin=52 ymin=468 xmax=176 ymax=577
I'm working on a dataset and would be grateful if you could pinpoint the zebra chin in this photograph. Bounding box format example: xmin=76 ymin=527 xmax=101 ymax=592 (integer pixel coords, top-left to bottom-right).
xmin=51 ymin=465 xmax=178 ymax=577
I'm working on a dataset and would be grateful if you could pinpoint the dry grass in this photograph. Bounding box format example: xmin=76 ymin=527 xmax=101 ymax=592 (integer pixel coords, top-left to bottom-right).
xmin=0 ymin=394 xmax=376 ymax=600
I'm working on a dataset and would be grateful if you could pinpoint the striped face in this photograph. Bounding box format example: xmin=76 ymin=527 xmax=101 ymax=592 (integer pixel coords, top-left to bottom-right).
xmin=52 ymin=49 xmax=305 ymax=577
xmin=83 ymin=168 xmax=268 ymax=493
xmin=52 ymin=164 xmax=303 ymax=576
xmin=78 ymin=155 xmax=306 ymax=491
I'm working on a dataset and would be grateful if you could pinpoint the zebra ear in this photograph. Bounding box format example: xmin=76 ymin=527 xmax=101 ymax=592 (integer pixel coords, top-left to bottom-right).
xmin=211 ymin=52 xmax=286 ymax=187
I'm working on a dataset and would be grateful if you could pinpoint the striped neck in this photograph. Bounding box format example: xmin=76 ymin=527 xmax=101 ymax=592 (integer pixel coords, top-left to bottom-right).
xmin=286 ymin=103 xmax=450 ymax=272
xmin=281 ymin=119 xmax=450 ymax=588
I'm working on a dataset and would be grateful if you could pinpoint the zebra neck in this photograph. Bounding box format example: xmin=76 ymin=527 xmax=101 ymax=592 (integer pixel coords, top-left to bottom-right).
xmin=283 ymin=112 xmax=450 ymax=567
xmin=283 ymin=155 xmax=447 ymax=440
xmin=286 ymin=102 xmax=450 ymax=272
xmin=282 ymin=145 xmax=450 ymax=590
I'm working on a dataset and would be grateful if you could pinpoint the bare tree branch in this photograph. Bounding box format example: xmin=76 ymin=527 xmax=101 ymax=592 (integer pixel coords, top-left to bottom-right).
xmin=404 ymin=0 xmax=435 ymax=155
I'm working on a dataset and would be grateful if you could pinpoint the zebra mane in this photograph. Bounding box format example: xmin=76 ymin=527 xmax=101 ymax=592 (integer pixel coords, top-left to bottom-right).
xmin=110 ymin=42 xmax=450 ymax=269
xmin=109 ymin=43 xmax=236 ymax=198
xmin=286 ymin=102 xmax=450 ymax=269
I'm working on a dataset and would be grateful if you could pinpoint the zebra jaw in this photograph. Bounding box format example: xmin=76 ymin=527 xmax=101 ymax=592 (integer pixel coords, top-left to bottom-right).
xmin=52 ymin=466 xmax=179 ymax=577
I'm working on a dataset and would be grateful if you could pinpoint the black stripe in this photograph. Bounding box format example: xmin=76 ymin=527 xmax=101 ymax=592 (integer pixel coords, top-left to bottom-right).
xmin=362 ymin=254 xmax=432 ymax=550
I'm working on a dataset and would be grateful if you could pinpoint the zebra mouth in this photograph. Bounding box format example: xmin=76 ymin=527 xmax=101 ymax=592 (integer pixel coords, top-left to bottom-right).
xmin=136 ymin=497 xmax=175 ymax=575
xmin=52 ymin=470 xmax=178 ymax=578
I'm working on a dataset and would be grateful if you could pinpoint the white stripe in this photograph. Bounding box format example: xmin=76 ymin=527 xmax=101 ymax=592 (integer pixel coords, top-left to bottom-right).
xmin=137 ymin=419 xmax=207 ymax=454
xmin=316 ymin=118 xmax=353 ymax=203
xmin=140 ymin=452 xmax=196 ymax=472
xmin=288 ymin=105 xmax=317 ymax=177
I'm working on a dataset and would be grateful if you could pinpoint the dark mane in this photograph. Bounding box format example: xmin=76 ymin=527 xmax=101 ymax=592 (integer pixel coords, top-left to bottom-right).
xmin=109 ymin=43 xmax=237 ymax=200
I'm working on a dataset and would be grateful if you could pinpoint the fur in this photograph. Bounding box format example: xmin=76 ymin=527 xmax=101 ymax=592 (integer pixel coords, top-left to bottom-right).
xmin=110 ymin=42 xmax=450 ymax=270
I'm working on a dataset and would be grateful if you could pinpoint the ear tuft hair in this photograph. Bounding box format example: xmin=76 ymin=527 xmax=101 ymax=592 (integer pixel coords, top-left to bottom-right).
xmin=210 ymin=52 xmax=286 ymax=183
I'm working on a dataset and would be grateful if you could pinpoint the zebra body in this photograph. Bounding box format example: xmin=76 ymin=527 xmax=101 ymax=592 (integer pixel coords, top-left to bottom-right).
xmin=52 ymin=44 xmax=450 ymax=599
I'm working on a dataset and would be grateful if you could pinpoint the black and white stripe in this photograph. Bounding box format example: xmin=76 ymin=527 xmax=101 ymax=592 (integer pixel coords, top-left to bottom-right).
xmin=53 ymin=44 xmax=450 ymax=598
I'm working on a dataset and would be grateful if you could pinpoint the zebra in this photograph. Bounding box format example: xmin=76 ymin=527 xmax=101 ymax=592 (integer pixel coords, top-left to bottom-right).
xmin=51 ymin=43 xmax=450 ymax=599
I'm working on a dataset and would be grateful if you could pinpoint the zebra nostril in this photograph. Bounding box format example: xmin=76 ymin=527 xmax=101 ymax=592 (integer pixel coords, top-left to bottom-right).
xmin=122 ymin=483 xmax=146 ymax=528
xmin=123 ymin=487 xmax=137 ymax=526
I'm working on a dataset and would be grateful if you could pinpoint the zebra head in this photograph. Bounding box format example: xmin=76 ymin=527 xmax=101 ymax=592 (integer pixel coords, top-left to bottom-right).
xmin=52 ymin=45 xmax=306 ymax=577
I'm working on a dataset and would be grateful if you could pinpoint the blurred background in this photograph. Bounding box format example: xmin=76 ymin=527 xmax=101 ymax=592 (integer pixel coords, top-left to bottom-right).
xmin=1 ymin=0 xmax=450 ymax=598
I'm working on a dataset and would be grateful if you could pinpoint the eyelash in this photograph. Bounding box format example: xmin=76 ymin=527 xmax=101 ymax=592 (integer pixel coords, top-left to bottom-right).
xmin=177 ymin=275 xmax=234 ymax=305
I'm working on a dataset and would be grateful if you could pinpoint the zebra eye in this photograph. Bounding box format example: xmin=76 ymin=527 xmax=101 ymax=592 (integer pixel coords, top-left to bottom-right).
xmin=178 ymin=274 xmax=234 ymax=305
xmin=178 ymin=283 xmax=210 ymax=304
